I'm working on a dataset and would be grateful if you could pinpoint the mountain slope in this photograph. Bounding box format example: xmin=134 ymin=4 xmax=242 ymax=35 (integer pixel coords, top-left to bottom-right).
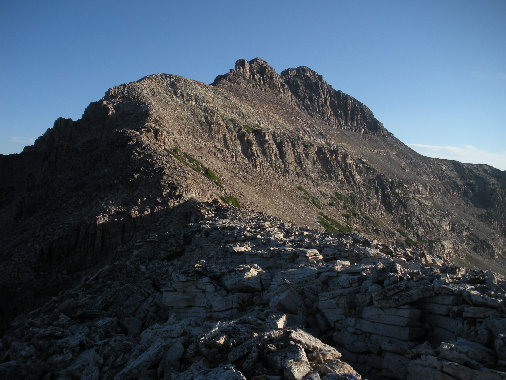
xmin=1 ymin=57 xmax=506 ymax=379
xmin=0 ymin=57 xmax=504 ymax=332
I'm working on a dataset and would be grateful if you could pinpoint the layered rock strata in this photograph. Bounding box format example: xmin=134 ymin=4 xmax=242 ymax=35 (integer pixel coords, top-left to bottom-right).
xmin=0 ymin=58 xmax=505 ymax=378
xmin=0 ymin=202 xmax=504 ymax=379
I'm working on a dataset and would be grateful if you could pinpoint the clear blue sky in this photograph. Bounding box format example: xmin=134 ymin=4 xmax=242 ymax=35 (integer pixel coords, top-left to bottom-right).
xmin=1 ymin=0 xmax=505 ymax=169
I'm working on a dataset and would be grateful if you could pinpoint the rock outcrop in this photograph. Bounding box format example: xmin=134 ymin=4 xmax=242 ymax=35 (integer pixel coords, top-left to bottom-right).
xmin=213 ymin=57 xmax=387 ymax=135
xmin=0 ymin=58 xmax=505 ymax=378
xmin=0 ymin=202 xmax=504 ymax=379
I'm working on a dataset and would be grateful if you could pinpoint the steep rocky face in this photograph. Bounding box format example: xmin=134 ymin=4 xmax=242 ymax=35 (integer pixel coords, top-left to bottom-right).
xmin=213 ymin=58 xmax=387 ymax=135
xmin=0 ymin=57 xmax=505 ymax=373
xmin=281 ymin=66 xmax=387 ymax=135
xmin=0 ymin=203 xmax=504 ymax=379
xmin=0 ymin=101 xmax=181 ymax=333
xmin=213 ymin=58 xmax=291 ymax=95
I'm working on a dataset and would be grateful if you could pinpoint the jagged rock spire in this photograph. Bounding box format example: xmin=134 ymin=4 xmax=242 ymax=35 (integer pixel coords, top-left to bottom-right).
xmin=214 ymin=58 xmax=387 ymax=135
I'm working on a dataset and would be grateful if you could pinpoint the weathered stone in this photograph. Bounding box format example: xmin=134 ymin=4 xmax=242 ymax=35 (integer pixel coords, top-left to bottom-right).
xmin=0 ymin=49 xmax=504 ymax=380
xmin=270 ymin=288 xmax=304 ymax=314
xmin=495 ymin=334 xmax=506 ymax=361
xmin=332 ymin=330 xmax=369 ymax=353
xmin=441 ymin=360 xmax=505 ymax=380
xmin=0 ymin=195 xmax=504 ymax=380
xmin=418 ymin=302 xmax=453 ymax=316
xmin=268 ymin=344 xmax=311 ymax=380
xmin=191 ymin=364 xmax=246 ymax=380
xmin=330 ymin=274 xmax=362 ymax=288
xmin=361 ymin=306 xmax=421 ymax=327
xmin=483 ymin=318 xmax=506 ymax=340
xmin=266 ymin=314 xmax=288 ymax=329
xmin=430 ymin=326 xmax=457 ymax=342
xmin=381 ymin=352 xmax=409 ymax=379
xmin=373 ymin=281 xmax=434 ymax=308
xmin=114 ymin=340 xmax=166 ymax=379
xmin=440 ymin=360 xmax=480 ymax=380
xmin=381 ymin=339 xmax=418 ymax=355
xmin=302 ymin=371 xmax=321 ymax=379
xmin=60 ymin=349 xmax=103 ymax=378
xmin=462 ymin=306 xmax=499 ymax=319
xmin=407 ymin=362 xmax=455 ymax=380
xmin=288 ymin=329 xmax=341 ymax=358
xmin=0 ymin=361 xmax=21 ymax=379
xmin=220 ymin=264 xmax=265 ymax=292
xmin=463 ymin=290 xmax=503 ymax=308
xmin=439 ymin=339 xmax=495 ymax=367
xmin=230 ymin=246 xmax=249 ymax=253
xmin=297 ymin=248 xmax=323 ymax=263
xmin=423 ymin=314 xmax=462 ymax=333
xmin=425 ymin=295 xmax=462 ymax=306
xmin=159 ymin=341 xmax=185 ymax=370
xmin=121 ymin=316 xmax=143 ymax=336
xmin=81 ymin=365 xmax=100 ymax=380
xmin=356 ymin=320 xmax=425 ymax=341
xmin=316 ymin=359 xmax=362 ymax=378
xmin=365 ymin=353 xmax=383 ymax=370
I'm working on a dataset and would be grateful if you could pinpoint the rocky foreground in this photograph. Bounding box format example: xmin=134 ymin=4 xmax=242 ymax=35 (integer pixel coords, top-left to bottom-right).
xmin=2 ymin=58 xmax=505 ymax=357
xmin=1 ymin=201 xmax=504 ymax=379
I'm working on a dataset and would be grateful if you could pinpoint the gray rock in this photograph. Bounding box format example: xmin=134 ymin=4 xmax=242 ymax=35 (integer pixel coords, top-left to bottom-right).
xmin=159 ymin=340 xmax=185 ymax=370
xmin=114 ymin=341 xmax=166 ymax=379
xmin=121 ymin=316 xmax=143 ymax=336
xmin=462 ymin=306 xmax=499 ymax=319
xmin=302 ymin=371 xmax=321 ymax=379
xmin=423 ymin=314 xmax=462 ymax=333
xmin=494 ymin=334 xmax=506 ymax=361
xmin=316 ymin=359 xmax=362 ymax=379
xmin=463 ymin=290 xmax=503 ymax=308
xmin=407 ymin=362 xmax=455 ymax=380
xmin=439 ymin=338 xmax=495 ymax=367
xmin=191 ymin=364 xmax=246 ymax=380
xmin=355 ymin=319 xmax=425 ymax=341
xmin=81 ymin=365 xmax=100 ymax=380
xmin=373 ymin=281 xmax=434 ymax=308
xmin=0 ymin=361 xmax=20 ymax=380
xmin=361 ymin=306 xmax=421 ymax=326
xmin=381 ymin=352 xmax=409 ymax=379
xmin=270 ymin=288 xmax=304 ymax=315
xmin=60 ymin=349 xmax=103 ymax=378
xmin=220 ymin=264 xmax=264 ymax=292
xmin=283 ymin=346 xmax=312 ymax=380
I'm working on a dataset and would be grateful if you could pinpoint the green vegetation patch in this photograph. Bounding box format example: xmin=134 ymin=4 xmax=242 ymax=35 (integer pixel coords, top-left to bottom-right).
xmin=297 ymin=185 xmax=323 ymax=209
xmin=363 ymin=213 xmax=379 ymax=227
xmin=334 ymin=191 xmax=347 ymax=202
xmin=204 ymin=168 xmax=222 ymax=188
xmin=167 ymin=147 xmax=223 ymax=188
xmin=397 ymin=228 xmax=416 ymax=247
xmin=343 ymin=207 xmax=359 ymax=220
xmin=318 ymin=213 xmax=351 ymax=234
xmin=297 ymin=185 xmax=309 ymax=196
xmin=470 ymin=235 xmax=494 ymax=256
xmin=309 ymin=196 xmax=323 ymax=209
xmin=221 ymin=196 xmax=240 ymax=208
xmin=243 ymin=125 xmax=259 ymax=133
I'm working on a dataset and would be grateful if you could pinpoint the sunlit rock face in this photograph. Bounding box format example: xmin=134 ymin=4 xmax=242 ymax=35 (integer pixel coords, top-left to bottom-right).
xmin=0 ymin=58 xmax=504 ymax=379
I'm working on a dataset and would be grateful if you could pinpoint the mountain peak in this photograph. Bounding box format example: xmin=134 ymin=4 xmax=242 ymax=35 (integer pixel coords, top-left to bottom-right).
xmin=281 ymin=65 xmax=387 ymax=135
xmin=1 ymin=57 xmax=505 ymax=379
xmin=281 ymin=65 xmax=322 ymax=80
xmin=214 ymin=58 xmax=387 ymax=135
xmin=212 ymin=57 xmax=286 ymax=92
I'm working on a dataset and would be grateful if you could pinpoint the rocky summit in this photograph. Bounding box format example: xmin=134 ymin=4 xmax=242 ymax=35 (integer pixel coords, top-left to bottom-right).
xmin=0 ymin=58 xmax=505 ymax=379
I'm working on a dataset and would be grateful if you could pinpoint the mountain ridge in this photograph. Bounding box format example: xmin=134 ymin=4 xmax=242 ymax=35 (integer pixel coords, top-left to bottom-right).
xmin=212 ymin=57 xmax=389 ymax=136
xmin=0 ymin=57 xmax=505 ymax=379
xmin=0 ymin=56 xmax=504 ymax=336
